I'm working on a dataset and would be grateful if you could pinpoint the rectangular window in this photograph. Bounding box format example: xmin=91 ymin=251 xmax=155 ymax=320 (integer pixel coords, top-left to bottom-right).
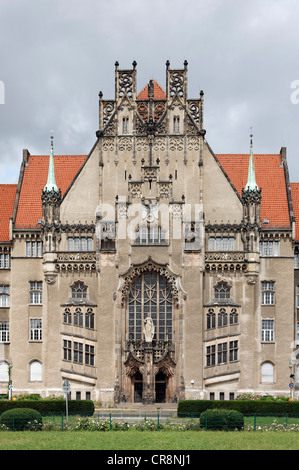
xmin=217 ymin=343 xmax=227 ymax=364
xmin=0 ymin=286 xmax=9 ymax=307
xmin=262 ymin=282 xmax=275 ymax=305
xmin=206 ymin=345 xmax=216 ymax=366
xmin=229 ymin=340 xmax=238 ymax=362
xmin=173 ymin=116 xmax=180 ymax=133
xmin=262 ymin=319 xmax=274 ymax=342
xmin=63 ymin=340 xmax=72 ymax=361
xmin=0 ymin=254 xmax=10 ymax=269
xmin=0 ymin=321 xmax=9 ymax=342
xmin=30 ymin=319 xmax=42 ymax=341
xmin=122 ymin=117 xmax=129 ymax=134
xmin=68 ymin=237 xmax=74 ymax=251
xmin=26 ymin=241 xmax=42 ymax=257
xmin=68 ymin=237 xmax=93 ymax=252
xmin=85 ymin=344 xmax=95 ymax=366
xmin=209 ymin=237 xmax=235 ymax=251
xmin=30 ymin=282 xmax=43 ymax=304
xmin=74 ymin=237 xmax=80 ymax=251
xmin=74 ymin=342 xmax=83 ymax=363
xmin=295 ymin=253 xmax=299 ymax=269
xmin=135 ymin=226 xmax=165 ymax=245
xmin=259 ymin=240 xmax=279 ymax=257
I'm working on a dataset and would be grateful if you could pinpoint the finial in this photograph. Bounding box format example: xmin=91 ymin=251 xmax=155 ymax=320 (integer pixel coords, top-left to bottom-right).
xmin=245 ymin=127 xmax=259 ymax=192
xmin=50 ymin=130 xmax=54 ymax=150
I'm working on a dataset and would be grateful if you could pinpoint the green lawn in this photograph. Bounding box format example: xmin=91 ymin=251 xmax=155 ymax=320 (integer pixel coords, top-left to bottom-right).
xmin=1 ymin=430 xmax=299 ymax=450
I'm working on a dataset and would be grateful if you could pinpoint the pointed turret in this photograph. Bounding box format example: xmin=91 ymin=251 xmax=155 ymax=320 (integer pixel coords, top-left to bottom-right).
xmin=44 ymin=133 xmax=59 ymax=194
xmin=41 ymin=133 xmax=61 ymax=225
xmin=245 ymin=132 xmax=259 ymax=192
xmin=241 ymin=130 xmax=262 ymax=256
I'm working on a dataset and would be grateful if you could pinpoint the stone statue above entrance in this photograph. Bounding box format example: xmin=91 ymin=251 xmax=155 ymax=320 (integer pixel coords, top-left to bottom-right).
xmin=143 ymin=314 xmax=155 ymax=342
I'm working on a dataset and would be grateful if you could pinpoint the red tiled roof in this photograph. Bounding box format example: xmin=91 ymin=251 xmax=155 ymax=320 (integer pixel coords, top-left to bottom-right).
xmin=15 ymin=154 xmax=87 ymax=228
xmin=291 ymin=183 xmax=299 ymax=240
xmin=216 ymin=154 xmax=291 ymax=229
xmin=137 ymin=79 xmax=166 ymax=100
xmin=0 ymin=184 xmax=18 ymax=241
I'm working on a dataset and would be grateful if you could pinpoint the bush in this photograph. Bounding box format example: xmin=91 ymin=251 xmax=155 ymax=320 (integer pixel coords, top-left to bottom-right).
xmin=178 ymin=399 xmax=299 ymax=416
xmin=0 ymin=408 xmax=43 ymax=431
xmin=200 ymin=408 xmax=244 ymax=431
xmin=0 ymin=399 xmax=94 ymax=416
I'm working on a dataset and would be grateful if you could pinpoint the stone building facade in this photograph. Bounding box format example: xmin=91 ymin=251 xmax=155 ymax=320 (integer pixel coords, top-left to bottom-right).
xmin=0 ymin=61 xmax=299 ymax=404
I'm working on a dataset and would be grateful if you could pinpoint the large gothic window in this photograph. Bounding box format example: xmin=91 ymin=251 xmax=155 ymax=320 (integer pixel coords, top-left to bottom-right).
xmin=128 ymin=272 xmax=173 ymax=341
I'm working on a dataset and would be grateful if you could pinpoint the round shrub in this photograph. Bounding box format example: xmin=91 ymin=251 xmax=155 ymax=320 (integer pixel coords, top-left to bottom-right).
xmin=0 ymin=407 xmax=43 ymax=431
xmin=200 ymin=408 xmax=244 ymax=431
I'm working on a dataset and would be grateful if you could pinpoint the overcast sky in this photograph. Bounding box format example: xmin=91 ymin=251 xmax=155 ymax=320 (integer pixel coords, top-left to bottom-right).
xmin=1 ymin=0 xmax=299 ymax=184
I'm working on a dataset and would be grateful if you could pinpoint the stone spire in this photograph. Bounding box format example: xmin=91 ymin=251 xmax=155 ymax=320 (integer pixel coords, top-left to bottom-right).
xmin=245 ymin=130 xmax=259 ymax=192
xmin=44 ymin=133 xmax=59 ymax=194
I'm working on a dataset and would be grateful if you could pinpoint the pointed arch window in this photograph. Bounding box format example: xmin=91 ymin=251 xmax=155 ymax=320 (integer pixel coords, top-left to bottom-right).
xmin=74 ymin=307 xmax=83 ymax=327
xmin=207 ymin=308 xmax=215 ymax=330
xmin=128 ymin=272 xmax=173 ymax=341
xmin=214 ymin=282 xmax=230 ymax=300
xmin=218 ymin=308 xmax=227 ymax=327
xmin=71 ymin=282 xmax=87 ymax=299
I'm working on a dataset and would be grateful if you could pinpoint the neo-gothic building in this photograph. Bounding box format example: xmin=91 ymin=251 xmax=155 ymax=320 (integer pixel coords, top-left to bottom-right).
xmin=1 ymin=61 xmax=299 ymax=404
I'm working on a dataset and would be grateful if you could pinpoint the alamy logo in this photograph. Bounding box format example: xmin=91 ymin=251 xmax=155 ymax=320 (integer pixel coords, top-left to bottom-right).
xmin=0 ymin=81 xmax=4 ymax=104
xmin=290 ymin=80 xmax=299 ymax=104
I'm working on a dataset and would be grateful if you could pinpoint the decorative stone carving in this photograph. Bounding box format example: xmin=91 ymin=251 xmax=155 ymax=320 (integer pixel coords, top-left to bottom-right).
xmin=153 ymin=137 xmax=166 ymax=152
xmin=119 ymin=258 xmax=182 ymax=306
xmin=169 ymin=137 xmax=184 ymax=151
xmin=158 ymin=182 xmax=171 ymax=199
xmin=129 ymin=183 xmax=142 ymax=199
xmin=187 ymin=136 xmax=200 ymax=150
xmin=118 ymin=137 xmax=133 ymax=152
xmin=102 ymin=137 xmax=115 ymax=152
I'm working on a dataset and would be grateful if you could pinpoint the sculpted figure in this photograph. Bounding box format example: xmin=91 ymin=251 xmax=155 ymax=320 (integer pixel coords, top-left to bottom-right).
xmin=143 ymin=314 xmax=155 ymax=342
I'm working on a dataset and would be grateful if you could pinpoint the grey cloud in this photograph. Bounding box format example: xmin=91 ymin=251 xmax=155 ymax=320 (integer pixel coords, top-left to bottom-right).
xmin=0 ymin=0 xmax=299 ymax=182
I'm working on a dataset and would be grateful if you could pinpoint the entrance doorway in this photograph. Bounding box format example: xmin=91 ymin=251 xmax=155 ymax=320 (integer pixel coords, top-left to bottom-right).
xmin=155 ymin=372 xmax=167 ymax=403
xmin=133 ymin=372 xmax=143 ymax=403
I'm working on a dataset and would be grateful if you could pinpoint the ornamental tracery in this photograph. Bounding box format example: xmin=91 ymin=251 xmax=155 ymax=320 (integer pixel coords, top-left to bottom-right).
xmin=119 ymin=259 xmax=182 ymax=306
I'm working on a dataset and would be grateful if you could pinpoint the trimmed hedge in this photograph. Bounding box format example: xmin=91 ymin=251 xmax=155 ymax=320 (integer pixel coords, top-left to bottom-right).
xmin=178 ymin=399 xmax=299 ymax=416
xmin=0 ymin=399 xmax=94 ymax=416
xmin=0 ymin=408 xmax=43 ymax=431
xmin=200 ymin=408 xmax=244 ymax=430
